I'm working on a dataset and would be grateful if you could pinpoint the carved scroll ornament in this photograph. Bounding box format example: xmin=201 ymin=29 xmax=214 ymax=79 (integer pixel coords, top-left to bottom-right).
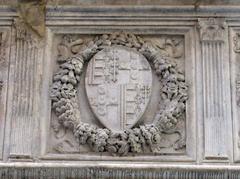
xmin=50 ymin=32 xmax=188 ymax=156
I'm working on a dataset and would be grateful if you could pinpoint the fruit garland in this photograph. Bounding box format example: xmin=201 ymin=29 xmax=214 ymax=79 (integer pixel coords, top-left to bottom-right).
xmin=50 ymin=32 xmax=188 ymax=156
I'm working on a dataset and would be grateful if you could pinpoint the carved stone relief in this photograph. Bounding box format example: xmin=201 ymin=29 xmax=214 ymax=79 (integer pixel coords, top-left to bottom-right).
xmin=51 ymin=116 xmax=80 ymax=153
xmin=233 ymin=33 xmax=240 ymax=149
xmin=198 ymin=18 xmax=231 ymax=159
xmin=234 ymin=33 xmax=240 ymax=53
xmin=1 ymin=2 xmax=240 ymax=177
xmin=234 ymin=33 xmax=240 ymax=107
xmin=198 ymin=18 xmax=227 ymax=42
xmin=0 ymin=29 xmax=9 ymax=160
xmin=236 ymin=74 xmax=240 ymax=108
xmin=49 ymin=32 xmax=188 ymax=156
xmin=7 ymin=18 xmax=44 ymax=159
xmin=0 ymin=33 xmax=5 ymax=63
xmin=85 ymin=46 xmax=152 ymax=131
xmin=18 ymin=0 xmax=46 ymax=37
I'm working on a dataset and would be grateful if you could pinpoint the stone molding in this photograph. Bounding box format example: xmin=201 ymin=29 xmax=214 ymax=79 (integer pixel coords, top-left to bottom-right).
xmin=1 ymin=162 xmax=240 ymax=178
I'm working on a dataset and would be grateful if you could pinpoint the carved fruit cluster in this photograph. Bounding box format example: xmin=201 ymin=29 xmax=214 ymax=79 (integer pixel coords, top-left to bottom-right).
xmin=50 ymin=32 xmax=188 ymax=155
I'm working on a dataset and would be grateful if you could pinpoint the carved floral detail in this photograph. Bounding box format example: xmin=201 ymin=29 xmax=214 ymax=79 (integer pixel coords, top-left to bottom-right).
xmin=50 ymin=32 xmax=188 ymax=155
xmin=236 ymin=75 xmax=240 ymax=107
xmin=234 ymin=33 xmax=240 ymax=53
xmin=0 ymin=33 xmax=5 ymax=63
xmin=151 ymin=37 xmax=184 ymax=58
xmin=198 ymin=18 xmax=227 ymax=42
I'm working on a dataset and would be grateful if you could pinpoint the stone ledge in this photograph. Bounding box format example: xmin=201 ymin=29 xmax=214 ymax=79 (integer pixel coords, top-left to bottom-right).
xmin=1 ymin=163 xmax=240 ymax=178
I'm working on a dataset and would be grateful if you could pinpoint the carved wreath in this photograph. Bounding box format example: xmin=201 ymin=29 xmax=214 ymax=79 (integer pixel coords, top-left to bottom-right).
xmin=50 ymin=32 xmax=188 ymax=156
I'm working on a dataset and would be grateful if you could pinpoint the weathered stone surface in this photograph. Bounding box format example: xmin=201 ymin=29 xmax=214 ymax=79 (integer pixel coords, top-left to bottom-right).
xmin=18 ymin=0 xmax=46 ymax=37
xmin=198 ymin=18 xmax=231 ymax=160
xmin=2 ymin=0 xmax=240 ymax=6
xmin=48 ymin=32 xmax=188 ymax=156
xmin=1 ymin=0 xmax=240 ymax=177
xmin=46 ymin=0 xmax=240 ymax=5
xmin=85 ymin=46 xmax=152 ymax=131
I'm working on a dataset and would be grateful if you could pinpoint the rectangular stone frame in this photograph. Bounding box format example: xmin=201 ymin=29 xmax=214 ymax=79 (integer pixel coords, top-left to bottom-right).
xmin=40 ymin=24 xmax=197 ymax=162
xmin=0 ymin=27 xmax=11 ymax=160
xmin=230 ymin=27 xmax=240 ymax=162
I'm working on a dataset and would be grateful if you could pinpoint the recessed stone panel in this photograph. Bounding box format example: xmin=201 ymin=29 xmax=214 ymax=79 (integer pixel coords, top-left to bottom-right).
xmin=44 ymin=31 xmax=195 ymax=160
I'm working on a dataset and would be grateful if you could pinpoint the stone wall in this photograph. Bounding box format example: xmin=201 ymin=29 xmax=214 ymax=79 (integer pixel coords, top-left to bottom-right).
xmin=0 ymin=1 xmax=240 ymax=178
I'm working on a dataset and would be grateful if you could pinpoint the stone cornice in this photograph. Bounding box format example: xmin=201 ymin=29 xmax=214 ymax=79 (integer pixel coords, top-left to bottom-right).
xmin=3 ymin=6 xmax=240 ymax=25
xmin=4 ymin=5 xmax=240 ymax=17
xmin=45 ymin=5 xmax=240 ymax=18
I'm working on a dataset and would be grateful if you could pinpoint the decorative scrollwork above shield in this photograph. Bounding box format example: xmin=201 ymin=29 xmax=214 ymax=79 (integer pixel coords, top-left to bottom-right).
xmin=50 ymin=32 xmax=188 ymax=156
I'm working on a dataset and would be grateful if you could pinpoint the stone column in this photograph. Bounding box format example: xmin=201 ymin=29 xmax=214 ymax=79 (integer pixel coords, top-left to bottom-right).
xmin=7 ymin=19 xmax=43 ymax=160
xmin=198 ymin=18 xmax=232 ymax=160
xmin=0 ymin=30 xmax=10 ymax=160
